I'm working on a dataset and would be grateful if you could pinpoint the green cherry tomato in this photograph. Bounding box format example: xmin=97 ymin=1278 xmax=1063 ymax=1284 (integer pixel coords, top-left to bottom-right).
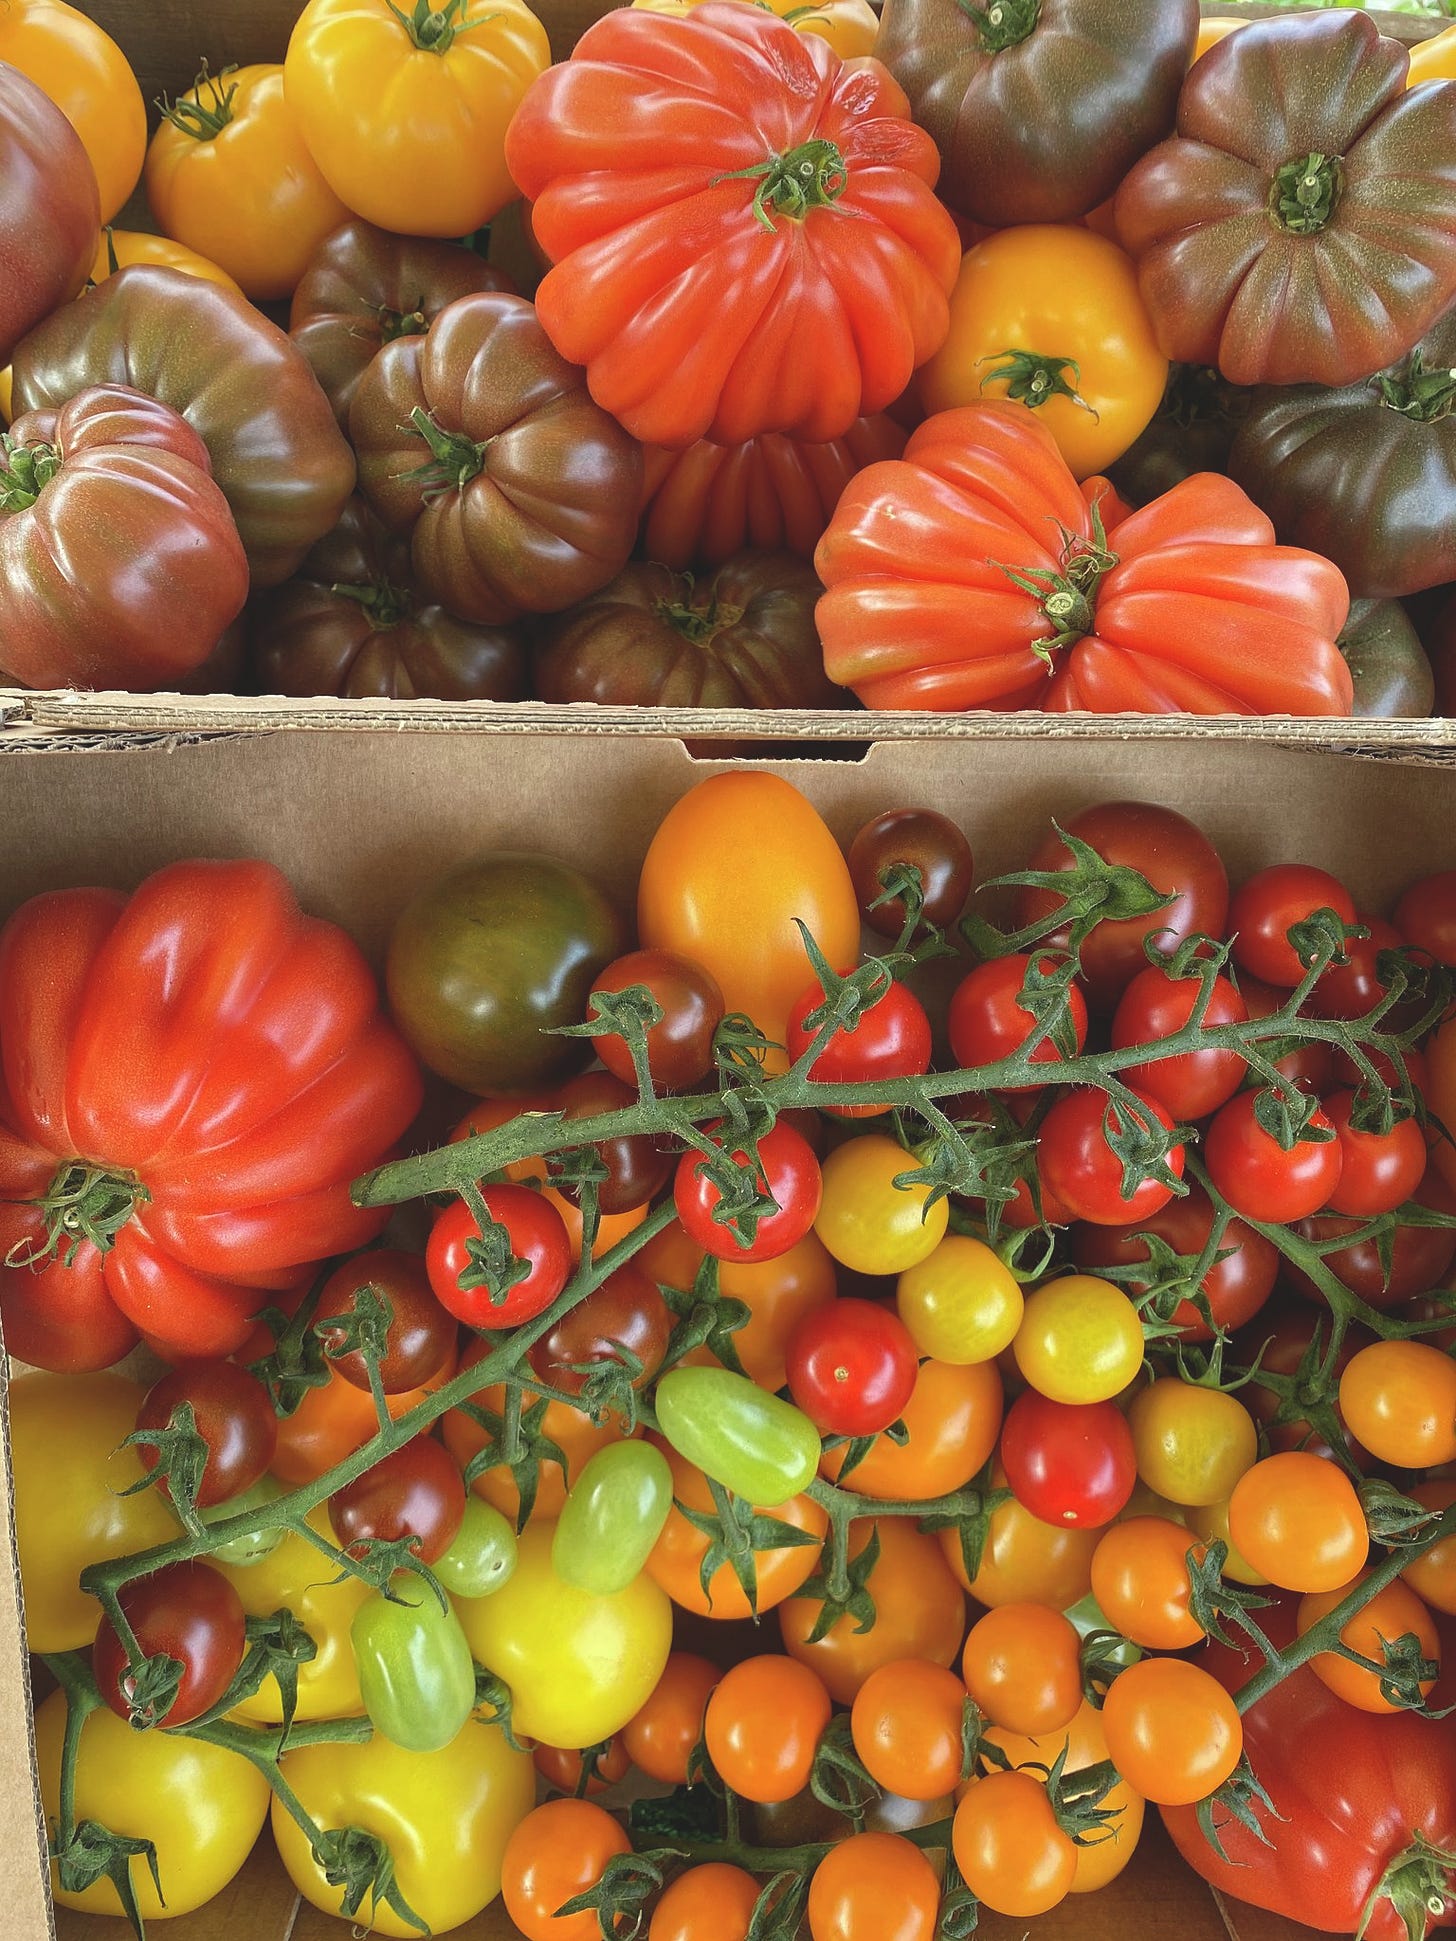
xmin=435 ymin=1498 xmax=519 ymax=1600
xmin=351 ymin=1575 xmax=477 ymax=1754
xmin=554 ymin=1440 xmax=674 ymax=1595
xmin=201 ymin=1476 xmax=288 ymax=1567
xmin=654 ymin=1367 xmax=821 ymax=1509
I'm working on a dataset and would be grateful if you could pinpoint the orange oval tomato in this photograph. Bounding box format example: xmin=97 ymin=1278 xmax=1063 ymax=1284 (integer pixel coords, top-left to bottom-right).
xmin=705 ymin=1654 xmax=832 ymax=1803
xmin=977 ymin=1699 xmax=1144 ymax=1895
xmin=953 ymin=1770 xmax=1076 ymax=1918
xmin=0 ymin=0 xmax=145 ymax=221
xmin=807 ymin=1831 xmax=942 ymax=1941
xmin=631 ymin=0 xmax=878 ymax=58
xmin=637 ymin=774 xmax=861 ymax=1067
xmin=1228 ymin=1452 xmax=1370 ymax=1595
xmin=780 ymin=1517 xmax=966 ymax=1704
xmin=943 ymin=1471 xmax=1099 ymax=1611
xmin=145 ymin=63 xmax=349 ymax=301
xmin=1100 ymin=1658 xmax=1242 ymax=1806
xmin=622 ymin=1652 xmax=721 ymax=1785
xmin=1090 ymin=1516 xmax=1206 ymax=1650
xmin=90 ymin=229 xmax=241 ymax=292
xmin=1338 ymin=1340 xmax=1456 ymax=1471
xmin=820 ymin=1358 xmax=1002 ymax=1502
xmin=650 ymin=1862 xmax=762 ymax=1941
xmin=850 ymin=1658 xmax=968 ymax=1803
xmin=961 ymin=1603 xmax=1083 ymax=1735
xmin=648 ymin=1442 xmax=826 ymax=1619
xmin=1296 ymin=1573 xmax=1440 ymax=1713
xmin=1401 ymin=1480 xmax=1456 ymax=1617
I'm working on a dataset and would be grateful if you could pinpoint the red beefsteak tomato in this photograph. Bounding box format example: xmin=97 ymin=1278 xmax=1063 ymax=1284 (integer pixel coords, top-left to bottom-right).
xmin=0 ymin=385 xmax=249 ymax=690
xmin=0 ymin=861 xmax=423 ymax=1372
xmin=0 ymin=61 xmax=98 ymax=362
xmin=815 ymin=401 xmax=1353 ymax=714
xmin=504 ymin=2 xmax=960 ymax=447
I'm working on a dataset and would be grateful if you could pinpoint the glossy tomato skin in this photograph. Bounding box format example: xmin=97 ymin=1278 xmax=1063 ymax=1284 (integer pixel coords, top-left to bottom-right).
xmin=786 ymin=1298 xmax=919 ymax=1436
xmin=1001 ymin=1392 xmax=1136 ymax=1529
xmin=675 ymin=1120 xmax=823 ymax=1265
xmin=316 ymin=1247 xmax=457 ymax=1395
xmin=786 ymin=974 xmax=933 ymax=1115
xmin=622 ymin=1652 xmax=721 ymax=1785
xmin=953 ymin=1769 xmax=1077 ymax=1918
xmin=589 ymin=949 xmax=725 ymax=1093
xmin=426 ymin=1186 xmax=572 ymax=1329
xmin=849 ymin=807 xmax=974 ymax=939
xmin=93 ymin=1559 xmax=247 ymax=1728
xmin=1397 ymin=870 xmax=1456 ymax=967
xmin=529 ymin=1264 xmax=671 ymax=1398
xmin=650 ymin=1862 xmax=761 ymax=1941
xmin=1204 ymin=1093 xmax=1343 ymax=1224
xmin=0 ymin=62 xmax=97 ymax=363
xmin=705 ymin=1654 xmax=833 ymax=1803
xmin=328 ymin=1434 xmax=467 ymax=1567
xmin=502 ymin=1798 xmax=631 ymax=1941
xmin=271 ymin=1355 xmax=457 ymax=1488
xmin=851 ymin=1659 xmax=968 ymax=1802
xmin=1309 ymin=912 xmax=1406 ymax=1021
xmin=781 ymin=1516 xmax=965 ymax=1704
xmin=1296 ymin=1574 xmax=1439 ymax=1715
xmin=656 ymin=1366 xmax=820 ymax=1507
xmin=1129 ymin=1377 xmax=1258 ymax=1508
xmin=0 ymin=0 xmax=143 ymax=224
xmin=1038 ymin=1087 xmax=1185 ymax=1225
xmin=896 ymin=1233 xmax=1024 ymax=1364
xmin=1229 ymin=864 xmax=1358 ymax=987
xmin=1111 ymin=966 xmax=1247 ymax=1119
xmin=948 ymin=954 xmax=1089 ymax=1083
xmin=1322 ymin=1091 xmax=1426 ymax=1218
xmin=351 ymin=1576 xmax=477 ymax=1752
xmin=1339 ymin=1340 xmax=1456 ymax=1470
xmin=649 ymin=1443 xmax=826 ymax=1620
xmin=1239 ymin=971 xmax=1336 ymax=1095
xmin=1229 ymin=1453 xmax=1369 ymax=1594
xmin=388 ymin=851 xmax=625 ymax=1094
xmin=807 ymin=1830 xmax=942 ymax=1941
xmin=1012 ymin=1274 xmax=1144 ymax=1405
xmin=820 ymin=1356 xmax=1002 ymax=1502
xmin=1100 ymin=1658 xmax=1241 ymax=1807
xmin=641 ymin=1219 xmax=837 ymax=1394
xmin=1072 ymin=1181 xmax=1277 ymax=1341
xmin=553 ymin=1439 xmax=675 ymax=1596
xmin=815 ymin=1133 xmax=949 ymax=1275
xmin=962 ymin=1602 xmax=1083 ymax=1735
xmin=135 ymin=1358 xmax=278 ymax=1508
xmin=220 ymin=1502 xmax=369 ymax=1723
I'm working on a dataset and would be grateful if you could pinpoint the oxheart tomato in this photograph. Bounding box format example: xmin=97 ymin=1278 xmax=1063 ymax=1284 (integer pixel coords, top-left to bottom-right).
xmin=11 ymin=265 xmax=356 ymax=585
xmin=0 ymin=384 xmax=250 ymax=690
xmin=351 ymin=290 xmax=641 ymax=625
xmin=815 ymin=402 xmax=1353 ymax=714
xmin=1162 ymin=1604 xmax=1456 ymax=1941
xmin=0 ymin=61 xmax=97 ymax=363
xmin=1115 ymin=12 xmax=1456 ymax=388
xmin=0 ymin=861 xmax=422 ymax=1370
xmin=633 ymin=0 xmax=878 ymax=59
xmin=505 ymin=3 xmax=960 ymax=446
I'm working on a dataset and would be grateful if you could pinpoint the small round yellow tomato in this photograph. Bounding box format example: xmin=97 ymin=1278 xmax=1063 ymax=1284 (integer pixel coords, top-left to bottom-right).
xmin=12 ymin=1372 xmax=179 ymax=1653
xmin=145 ymin=63 xmax=349 ymax=300
xmin=37 ymin=1689 xmax=270 ymax=1919
xmin=816 ymin=1134 xmax=949 ymax=1276
xmin=1128 ymin=1377 xmax=1258 ymax=1508
xmin=90 ymin=228 xmax=241 ymax=292
xmin=457 ymin=1522 xmax=672 ymax=1748
xmin=1013 ymin=1274 xmax=1144 ymax=1405
xmin=218 ymin=1504 xmax=369 ymax=1722
xmin=1188 ymin=1495 xmax=1267 ymax=1587
xmin=917 ymin=226 xmax=1167 ymax=478
xmin=0 ymin=0 xmax=146 ymax=220
xmin=897 ymin=1234 xmax=1023 ymax=1365
xmin=631 ymin=0 xmax=877 ymax=57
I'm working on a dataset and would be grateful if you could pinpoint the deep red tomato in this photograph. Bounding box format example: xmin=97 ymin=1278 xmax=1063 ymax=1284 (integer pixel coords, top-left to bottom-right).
xmin=587 ymin=949 xmax=725 ymax=1093
xmin=1229 ymin=864 xmax=1358 ymax=988
xmin=1321 ymin=1091 xmax=1427 ymax=1220
xmin=948 ymin=955 xmax=1089 ymax=1086
xmin=328 ymin=1433 xmax=466 ymax=1567
xmin=1072 ymin=1181 xmax=1277 ymax=1342
xmin=93 ymin=1559 xmax=246 ymax=1728
xmin=674 ymin=1119 xmax=822 ymax=1264
xmin=426 ymin=1185 xmax=572 ymax=1329
xmin=1009 ymin=802 xmax=1229 ymax=1013
xmin=1396 ymin=870 xmax=1456 ymax=968
xmin=134 ymin=1360 xmax=278 ymax=1509
xmin=1309 ymin=916 xmax=1404 ymax=1022
xmin=315 ymin=1248 xmax=457 ymax=1395
xmin=528 ymin=1264 xmax=671 ymax=1397
xmin=1000 ymin=1392 xmax=1136 ymax=1530
xmin=1110 ymin=967 xmax=1247 ymax=1120
xmin=1204 ymin=1093 xmax=1343 ymax=1224
xmin=554 ymin=1070 xmax=673 ymax=1213
xmin=1038 ymin=1088 xmax=1185 ymax=1226
xmin=786 ymin=972 xmax=932 ymax=1117
xmin=848 ymin=808 xmax=974 ymax=940
xmin=785 ymin=1298 xmax=919 ymax=1437
xmin=1287 ymin=1162 xmax=1456 ymax=1311
xmin=1238 ymin=973 xmax=1335 ymax=1095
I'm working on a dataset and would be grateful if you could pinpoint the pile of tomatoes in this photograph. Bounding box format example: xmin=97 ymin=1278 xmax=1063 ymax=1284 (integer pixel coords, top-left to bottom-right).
xmin=5 ymin=768 xmax=1456 ymax=1940
xmin=6 ymin=0 xmax=1456 ymax=714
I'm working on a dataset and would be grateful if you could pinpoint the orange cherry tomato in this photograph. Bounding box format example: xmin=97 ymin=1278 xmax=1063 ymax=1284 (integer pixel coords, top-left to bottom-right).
xmin=807 ymin=1831 xmax=941 ymax=1941
xmin=1090 ymin=1516 xmax=1207 ymax=1650
xmin=501 ymin=1798 xmax=631 ymax=1941
xmin=962 ymin=1603 xmax=1083 ymax=1735
xmin=780 ymin=1517 xmax=965 ymax=1705
xmin=532 ymin=1736 xmax=632 ymax=1796
xmin=942 ymin=1469 xmax=1099 ymax=1611
xmin=1339 ymin=1340 xmax=1456 ymax=1471
xmin=647 ymin=1443 xmax=826 ymax=1620
xmin=1228 ymin=1453 xmax=1370 ymax=1595
xmin=622 ymin=1652 xmax=721 ymax=1786
xmin=1100 ymin=1659 xmax=1242 ymax=1806
xmin=1296 ymin=1573 xmax=1440 ymax=1714
xmin=650 ymin=1862 xmax=761 ymax=1941
xmin=270 ymin=1354 xmax=457 ymax=1486
xmin=820 ymin=1358 xmax=1002 ymax=1502
xmin=850 ymin=1659 xmax=969 ymax=1803
xmin=704 ymin=1655 xmax=832 ymax=1804
xmin=1402 ymin=1480 xmax=1456 ymax=1617
xmin=977 ymin=1699 xmax=1145 ymax=1895
xmin=953 ymin=1770 xmax=1076 ymax=1918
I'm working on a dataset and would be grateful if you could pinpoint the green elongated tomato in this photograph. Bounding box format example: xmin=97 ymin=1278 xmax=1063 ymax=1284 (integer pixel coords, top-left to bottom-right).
xmin=351 ymin=1575 xmax=476 ymax=1753
xmin=201 ymin=1477 xmax=287 ymax=1568
xmin=554 ymin=1441 xmax=673 ymax=1595
xmin=655 ymin=1367 xmax=821 ymax=1508
xmin=436 ymin=1498 xmax=518 ymax=1600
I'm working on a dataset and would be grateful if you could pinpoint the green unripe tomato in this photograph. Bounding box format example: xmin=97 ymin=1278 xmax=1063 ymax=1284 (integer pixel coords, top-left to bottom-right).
xmin=435 ymin=1499 xmax=518 ymax=1600
xmin=654 ymin=1366 xmax=821 ymax=1508
xmin=553 ymin=1441 xmax=673 ymax=1595
xmin=351 ymin=1575 xmax=476 ymax=1753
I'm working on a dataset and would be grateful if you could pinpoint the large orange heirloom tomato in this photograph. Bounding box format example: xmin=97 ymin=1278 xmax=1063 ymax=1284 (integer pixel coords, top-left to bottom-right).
xmin=504 ymin=2 xmax=960 ymax=447
xmin=0 ymin=0 xmax=145 ymax=222
xmin=145 ymin=64 xmax=349 ymax=302
xmin=284 ymin=0 xmax=550 ymax=239
xmin=815 ymin=401 xmax=1354 ymax=716
xmin=631 ymin=0 xmax=878 ymax=60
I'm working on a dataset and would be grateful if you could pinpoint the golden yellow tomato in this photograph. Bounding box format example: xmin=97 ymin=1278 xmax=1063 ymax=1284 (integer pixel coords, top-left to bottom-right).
xmin=218 ymin=1504 xmax=369 ymax=1722
xmin=1410 ymin=24 xmax=1456 ymax=87
xmin=631 ymin=0 xmax=878 ymax=58
xmin=91 ymin=228 xmax=241 ymax=292
xmin=0 ymin=0 xmax=146 ymax=220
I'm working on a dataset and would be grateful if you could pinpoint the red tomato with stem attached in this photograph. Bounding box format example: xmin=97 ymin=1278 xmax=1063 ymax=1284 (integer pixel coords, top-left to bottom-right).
xmin=328 ymin=1434 xmax=466 ymax=1567
xmin=785 ymin=1298 xmax=919 ymax=1436
xmin=528 ymin=1265 xmax=671 ymax=1398
xmin=1204 ymin=1092 xmax=1343 ymax=1224
xmin=588 ymin=949 xmax=725 ymax=1093
xmin=1000 ymin=1392 xmax=1136 ymax=1529
xmin=1322 ymin=1091 xmax=1427 ymax=1219
xmin=786 ymin=972 xmax=932 ymax=1118
xmin=93 ymin=1559 xmax=246 ymax=1728
xmin=314 ymin=1248 xmax=457 ymax=1395
xmin=1229 ymin=864 xmax=1358 ymax=988
xmin=1111 ymin=967 xmax=1247 ymax=1119
xmin=948 ymin=955 xmax=1089 ymax=1086
xmin=426 ymin=1184 xmax=571 ymax=1328
xmin=1309 ymin=916 xmax=1405 ymax=1021
xmin=674 ymin=1120 xmax=822 ymax=1264
xmin=1038 ymin=1087 xmax=1185 ymax=1225
xmin=134 ymin=1360 xmax=277 ymax=1509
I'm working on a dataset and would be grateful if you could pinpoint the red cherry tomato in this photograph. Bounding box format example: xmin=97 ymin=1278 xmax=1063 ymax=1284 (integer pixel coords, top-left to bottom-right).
xmin=1309 ymin=916 xmax=1404 ymax=1021
xmin=1038 ymin=1088 xmax=1185 ymax=1226
xmin=1203 ymin=1093 xmax=1342 ymax=1225
xmin=785 ymin=1298 xmax=919 ymax=1437
xmin=1321 ymin=1091 xmax=1427 ymax=1220
xmin=93 ymin=1560 xmax=246 ymax=1728
xmin=1229 ymin=865 xmax=1357 ymax=988
xmin=1286 ymin=1162 xmax=1456 ymax=1311
xmin=134 ymin=1359 xmax=278 ymax=1509
xmin=1072 ymin=1183 xmax=1277 ymax=1342
xmin=1238 ymin=973 xmax=1335 ymax=1095
xmin=328 ymin=1433 xmax=467 ymax=1566
xmin=1110 ymin=967 xmax=1247 ymax=1121
xmin=315 ymin=1248 xmax=457 ymax=1395
xmin=588 ymin=948 xmax=725 ymax=1091
xmin=1395 ymin=869 xmax=1456 ymax=967
xmin=426 ymin=1183 xmax=572 ymax=1328
xmin=674 ymin=1120 xmax=822 ymax=1264
xmin=948 ymin=955 xmax=1088 ymax=1087
xmin=999 ymin=1392 xmax=1136 ymax=1529
xmin=786 ymin=971 xmax=932 ymax=1119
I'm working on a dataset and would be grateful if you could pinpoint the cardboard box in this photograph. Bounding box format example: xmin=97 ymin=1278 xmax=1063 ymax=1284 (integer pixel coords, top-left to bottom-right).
xmin=1 ymin=725 xmax=1451 ymax=1939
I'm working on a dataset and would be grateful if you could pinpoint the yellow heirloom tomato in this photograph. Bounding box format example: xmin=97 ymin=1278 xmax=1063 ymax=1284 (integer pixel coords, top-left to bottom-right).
xmin=0 ymin=0 xmax=146 ymax=220
xmin=218 ymin=1504 xmax=369 ymax=1723
xmin=91 ymin=228 xmax=242 ymax=293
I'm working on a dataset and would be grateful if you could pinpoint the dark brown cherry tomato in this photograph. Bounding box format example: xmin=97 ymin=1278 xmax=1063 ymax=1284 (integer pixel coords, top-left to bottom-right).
xmin=315 ymin=1248 xmax=458 ymax=1395
xmin=1072 ymin=1182 xmax=1277 ymax=1343
xmin=135 ymin=1360 xmax=278 ymax=1509
xmin=848 ymin=808 xmax=974 ymax=939
xmin=1229 ymin=865 xmax=1358 ymax=989
xmin=1011 ymin=803 xmax=1229 ymax=1014
xmin=328 ymin=1433 xmax=467 ymax=1566
xmin=1287 ymin=1162 xmax=1456 ymax=1311
xmin=93 ymin=1560 xmax=246 ymax=1728
xmin=553 ymin=1070 xmax=673 ymax=1214
xmin=1237 ymin=974 xmax=1335 ymax=1095
xmin=528 ymin=1264 xmax=672 ymax=1397
xmin=1238 ymin=1302 xmax=1373 ymax=1465
xmin=589 ymin=948 xmax=726 ymax=1093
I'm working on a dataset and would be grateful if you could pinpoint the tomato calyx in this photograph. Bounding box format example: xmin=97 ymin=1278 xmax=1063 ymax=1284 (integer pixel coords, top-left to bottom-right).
xmin=384 ymin=0 xmax=490 ymax=53
xmin=1036 ymin=1743 xmax=1126 ymax=1848
xmin=962 ymin=821 xmax=1173 ymax=966
xmin=52 ymin=1816 xmax=162 ymax=1934
xmin=997 ymin=504 xmax=1120 ymax=663
xmin=809 ymin=1714 xmax=878 ymax=1825
xmin=978 ymin=348 xmax=1099 ymax=423
xmin=405 ymin=407 xmax=490 ymax=497
xmin=1375 ymin=347 xmax=1456 ymax=426
xmin=453 ymin=1188 xmax=534 ymax=1305
xmin=654 ymin=587 xmax=748 ymax=645
xmin=1193 ymin=1753 xmax=1282 ymax=1866
xmin=557 ymin=1847 xmax=685 ymax=1935
xmin=156 ymin=61 xmax=240 ymax=141
xmin=676 ymin=1479 xmax=819 ymax=1615
xmin=789 ymin=1520 xmax=881 ymax=1643
xmin=328 ymin=576 xmax=414 ymax=629
xmin=716 ymin=139 xmax=848 ymax=234
xmin=312 ymin=1821 xmax=429 ymax=1935
xmin=119 ymin=1402 xmax=211 ymax=1529
xmin=379 ymin=305 xmax=431 ymax=346
xmin=1268 ymin=151 xmax=1343 ymax=236
xmin=1359 ymin=1832 xmax=1456 ymax=1941
xmin=9 ymin=1159 xmax=149 ymax=1270
xmin=657 ymin=1256 xmax=752 ymax=1378
xmin=1360 ymin=1477 xmax=1448 ymax=1549
xmin=0 ymin=435 xmax=62 ymax=512
xmin=458 ymin=1393 xmax=569 ymax=1527
xmin=959 ymin=0 xmax=1041 ymax=55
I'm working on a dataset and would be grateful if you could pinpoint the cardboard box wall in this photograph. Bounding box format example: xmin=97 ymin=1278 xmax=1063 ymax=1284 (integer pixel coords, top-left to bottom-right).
xmin=0 ymin=726 xmax=1450 ymax=1938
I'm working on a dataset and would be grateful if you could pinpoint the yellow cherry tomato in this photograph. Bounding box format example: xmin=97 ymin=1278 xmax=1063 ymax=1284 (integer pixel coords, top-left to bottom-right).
xmin=1192 ymin=17 xmax=1245 ymax=64
xmin=0 ymin=0 xmax=146 ymax=221
xmin=816 ymin=1134 xmax=949 ymax=1276
xmin=1013 ymin=1274 xmax=1144 ymax=1405
xmin=284 ymin=0 xmax=551 ymax=238
xmin=1128 ymin=1377 xmax=1258 ymax=1508
xmin=145 ymin=63 xmax=350 ymax=301
xmin=218 ymin=1504 xmax=369 ymax=1723
xmin=37 ymin=1688 xmax=270 ymax=1920
xmin=91 ymin=227 xmax=241 ymax=293
xmin=638 ymin=772 xmax=861 ymax=1067
xmin=457 ymin=1522 xmax=672 ymax=1748
xmin=977 ymin=1698 xmax=1144 ymax=1894
xmin=1408 ymin=23 xmax=1456 ymax=87
xmin=897 ymin=1234 xmax=1024 ymax=1365
xmin=1187 ymin=1495 xmax=1267 ymax=1587
xmin=273 ymin=1717 xmax=535 ymax=1938
xmin=12 ymin=1372 xmax=178 ymax=1653
xmin=631 ymin=0 xmax=878 ymax=57
xmin=917 ymin=227 xmax=1167 ymax=479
